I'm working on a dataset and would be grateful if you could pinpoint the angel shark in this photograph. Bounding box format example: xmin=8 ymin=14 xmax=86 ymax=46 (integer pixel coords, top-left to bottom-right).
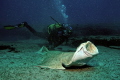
xmin=37 ymin=41 xmax=99 ymax=69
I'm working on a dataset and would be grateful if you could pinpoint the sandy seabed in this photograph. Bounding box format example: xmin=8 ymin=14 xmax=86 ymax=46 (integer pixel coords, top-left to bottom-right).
xmin=0 ymin=38 xmax=120 ymax=80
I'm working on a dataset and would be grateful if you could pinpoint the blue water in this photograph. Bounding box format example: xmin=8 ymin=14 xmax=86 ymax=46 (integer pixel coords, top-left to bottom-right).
xmin=0 ymin=0 xmax=120 ymax=26
xmin=0 ymin=1 xmax=120 ymax=80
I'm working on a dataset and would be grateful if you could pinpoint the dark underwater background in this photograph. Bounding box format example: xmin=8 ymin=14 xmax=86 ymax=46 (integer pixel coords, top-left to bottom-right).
xmin=0 ymin=0 xmax=120 ymax=41
xmin=0 ymin=0 xmax=120 ymax=25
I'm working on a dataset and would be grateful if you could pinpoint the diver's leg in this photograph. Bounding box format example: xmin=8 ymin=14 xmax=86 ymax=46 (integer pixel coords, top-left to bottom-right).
xmin=23 ymin=22 xmax=41 ymax=37
xmin=47 ymin=33 xmax=55 ymax=49
xmin=48 ymin=34 xmax=53 ymax=45
xmin=65 ymin=36 xmax=69 ymax=44
xmin=23 ymin=22 xmax=36 ymax=34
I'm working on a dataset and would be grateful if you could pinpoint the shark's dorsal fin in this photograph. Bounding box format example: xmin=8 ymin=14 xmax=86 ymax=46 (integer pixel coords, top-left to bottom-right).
xmin=39 ymin=46 xmax=49 ymax=52
xmin=37 ymin=46 xmax=49 ymax=54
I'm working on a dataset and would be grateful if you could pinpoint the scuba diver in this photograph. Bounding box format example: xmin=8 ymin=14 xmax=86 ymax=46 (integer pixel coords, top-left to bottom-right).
xmin=4 ymin=21 xmax=73 ymax=49
xmin=47 ymin=23 xmax=72 ymax=48
xmin=47 ymin=16 xmax=73 ymax=48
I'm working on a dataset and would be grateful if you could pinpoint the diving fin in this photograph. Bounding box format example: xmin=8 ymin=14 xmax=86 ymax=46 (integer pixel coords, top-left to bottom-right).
xmin=4 ymin=22 xmax=25 ymax=30
xmin=4 ymin=25 xmax=16 ymax=30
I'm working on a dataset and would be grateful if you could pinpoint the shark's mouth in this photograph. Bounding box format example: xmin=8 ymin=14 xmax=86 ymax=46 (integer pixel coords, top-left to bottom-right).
xmin=82 ymin=47 xmax=93 ymax=57
xmin=62 ymin=41 xmax=99 ymax=69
